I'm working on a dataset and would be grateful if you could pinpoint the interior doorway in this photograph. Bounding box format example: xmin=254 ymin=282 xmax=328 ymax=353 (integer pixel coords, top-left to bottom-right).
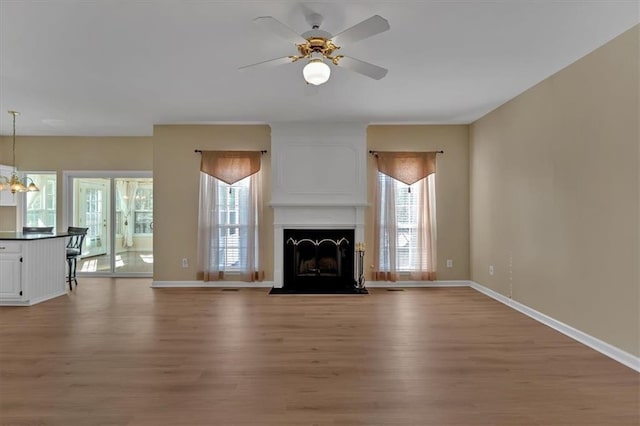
xmin=65 ymin=172 xmax=153 ymax=276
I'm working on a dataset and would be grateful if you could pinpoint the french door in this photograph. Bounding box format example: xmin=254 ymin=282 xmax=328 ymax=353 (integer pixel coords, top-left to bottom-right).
xmin=76 ymin=179 xmax=109 ymax=257
xmin=65 ymin=171 xmax=153 ymax=276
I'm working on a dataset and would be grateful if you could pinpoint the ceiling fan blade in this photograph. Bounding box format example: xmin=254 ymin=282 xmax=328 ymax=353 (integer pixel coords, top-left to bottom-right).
xmin=238 ymin=56 xmax=293 ymax=71
xmin=254 ymin=16 xmax=308 ymax=45
xmin=331 ymin=15 xmax=390 ymax=45
xmin=338 ymin=56 xmax=388 ymax=80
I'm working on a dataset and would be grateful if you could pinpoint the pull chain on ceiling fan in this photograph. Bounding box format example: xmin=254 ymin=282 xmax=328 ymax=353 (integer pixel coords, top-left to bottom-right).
xmin=239 ymin=13 xmax=390 ymax=85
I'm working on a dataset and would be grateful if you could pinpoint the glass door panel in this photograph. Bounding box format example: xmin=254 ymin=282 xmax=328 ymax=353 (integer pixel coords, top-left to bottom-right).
xmin=114 ymin=178 xmax=153 ymax=274
xmin=74 ymin=178 xmax=110 ymax=260
xmin=68 ymin=173 xmax=152 ymax=276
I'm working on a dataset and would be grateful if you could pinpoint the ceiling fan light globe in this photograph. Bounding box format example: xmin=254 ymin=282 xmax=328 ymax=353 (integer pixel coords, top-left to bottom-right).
xmin=303 ymin=59 xmax=331 ymax=86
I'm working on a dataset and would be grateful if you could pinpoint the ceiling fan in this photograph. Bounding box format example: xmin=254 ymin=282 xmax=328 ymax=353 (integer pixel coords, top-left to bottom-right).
xmin=239 ymin=13 xmax=390 ymax=86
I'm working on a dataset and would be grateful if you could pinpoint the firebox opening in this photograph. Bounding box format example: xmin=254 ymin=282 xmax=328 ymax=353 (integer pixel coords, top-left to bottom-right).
xmin=283 ymin=229 xmax=355 ymax=290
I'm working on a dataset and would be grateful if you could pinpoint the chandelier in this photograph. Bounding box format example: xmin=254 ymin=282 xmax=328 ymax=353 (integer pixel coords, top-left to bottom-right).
xmin=0 ymin=111 xmax=39 ymax=194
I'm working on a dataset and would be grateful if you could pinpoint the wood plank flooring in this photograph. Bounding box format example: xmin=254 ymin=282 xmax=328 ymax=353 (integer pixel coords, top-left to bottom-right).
xmin=0 ymin=279 xmax=638 ymax=425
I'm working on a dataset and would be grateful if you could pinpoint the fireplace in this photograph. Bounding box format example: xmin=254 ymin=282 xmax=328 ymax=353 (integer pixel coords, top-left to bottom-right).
xmin=270 ymin=122 xmax=367 ymax=289
xmin=283 ymin=229 xmax=355 ymax=290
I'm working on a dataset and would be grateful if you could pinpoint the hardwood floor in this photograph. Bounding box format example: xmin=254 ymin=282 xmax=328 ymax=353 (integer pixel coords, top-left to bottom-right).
xmin=0 ymin=279 xmax=637 ymax=425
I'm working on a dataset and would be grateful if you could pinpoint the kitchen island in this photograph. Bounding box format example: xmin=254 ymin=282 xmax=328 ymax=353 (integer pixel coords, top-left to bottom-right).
xmin=0 ymin=232 xmax=68 ymax=306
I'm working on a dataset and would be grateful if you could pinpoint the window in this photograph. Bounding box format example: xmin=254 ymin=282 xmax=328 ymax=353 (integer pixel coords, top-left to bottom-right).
xmin=133 ymin=187 xmax=153 ymax=234
xmin=378 ymin=172 xmax=425 ymax=271
xmin=24 ymin=173 xmax=56 ymax=228
xmin=215 ymin=177 xmax=250 ymax=271
xmin=375 ymin=171 xmax=437 ymax=280
xmin=197 ymin=158 xmax=263 ymax=282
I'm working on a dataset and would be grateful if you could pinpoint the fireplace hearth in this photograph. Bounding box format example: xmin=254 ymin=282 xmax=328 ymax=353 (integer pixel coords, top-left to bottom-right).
xmin=278 ymin=228 xmax=364 ymax=293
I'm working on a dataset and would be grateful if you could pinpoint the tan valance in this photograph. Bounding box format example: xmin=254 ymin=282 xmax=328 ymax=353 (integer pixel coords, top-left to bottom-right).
xmin=375 ymin=151 xmax=437 ymax=185
xmin=200 ymin=151 xmax=261 ymax=185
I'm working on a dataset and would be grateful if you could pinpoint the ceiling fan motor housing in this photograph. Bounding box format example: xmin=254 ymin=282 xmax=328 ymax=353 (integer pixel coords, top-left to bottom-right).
xmin=297 ymin=30 xmax=341 ymax=62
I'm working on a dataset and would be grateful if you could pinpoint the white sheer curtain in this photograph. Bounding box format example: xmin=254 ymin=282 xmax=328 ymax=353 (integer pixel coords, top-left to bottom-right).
xmin=411 ymin=175 xmax=437 ymax=280
xmin=116 ymin=180 xmax=138 ymax=248
xmin=197 ymin=173 xmax=222 ymax=281
xmin=242 ymin=170 xmax=263 ymax=282
xmin=373 ymin=173 xmax=398 ymax=281
xmin=373 ymin=151 xmax=438 ymax=281
xmin=197 ymin=151 xmax=263 ymax=282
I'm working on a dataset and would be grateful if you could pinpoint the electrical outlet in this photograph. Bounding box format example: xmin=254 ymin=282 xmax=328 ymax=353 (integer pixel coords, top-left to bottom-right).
xmin=489 ymin=265 xmax=494 ymax=276
xmin=446 ymin=259 xmax=453 ymax=268
xmin=182 ymin=258 xmax=189 ymax=268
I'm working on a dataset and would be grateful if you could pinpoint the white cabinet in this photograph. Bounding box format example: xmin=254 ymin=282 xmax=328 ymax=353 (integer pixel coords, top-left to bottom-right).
xmin=0 ymin=164 xmax=17 ymax=206
xmin=0 ymin=236 xmax=66 ymax=306
xmin=0 ymin=250 xmax=22 ymax=300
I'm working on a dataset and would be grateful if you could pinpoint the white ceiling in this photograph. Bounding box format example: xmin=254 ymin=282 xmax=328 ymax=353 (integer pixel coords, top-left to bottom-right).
xmin=0 ymin=1 xmax=637 ymax=136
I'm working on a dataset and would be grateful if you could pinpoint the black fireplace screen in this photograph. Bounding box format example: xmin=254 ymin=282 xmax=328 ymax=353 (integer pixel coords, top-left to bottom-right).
xmin=290 ymin=237 xmax=348 ymax=276
xmin=283 ymin=229 xmax=355 ymax=288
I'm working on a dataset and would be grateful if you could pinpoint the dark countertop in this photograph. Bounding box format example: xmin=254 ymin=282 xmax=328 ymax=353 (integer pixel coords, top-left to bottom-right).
xmin=0 ymin=232 xmax=70 ymax=241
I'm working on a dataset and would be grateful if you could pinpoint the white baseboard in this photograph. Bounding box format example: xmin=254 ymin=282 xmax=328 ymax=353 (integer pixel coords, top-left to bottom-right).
xmin=153 ymin=280 xmax=468 ymax=289
xmin=152 ymin=280 xmax=467 ymax=288
xmin=0 ymin=291 xmax=67 ymax=307
xmin=0 ymin=299 xmax=30 ymax=306
xmin=469 ymin=280 xmax=640 ymax=373
xmin=366 ymin=280 xmax=469 ymax=288
xmin=151 ymin=280 xmax=274 ymax=288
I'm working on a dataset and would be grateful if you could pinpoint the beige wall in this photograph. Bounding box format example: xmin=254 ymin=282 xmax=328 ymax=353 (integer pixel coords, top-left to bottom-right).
xmin=0 ymin=136 xmax=152 ymax=231
xmin=2 ymin=125 xmax=468 ymax=284
xmin=470 ymin=26 xmax=639 ymax=355
xmin=153 ymin=125 xmax=272 ymax=282
xmin=0 ymin=206 xmax=16 ymax=231
xmin=367 ymin=125 xmax=470 ymax=281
